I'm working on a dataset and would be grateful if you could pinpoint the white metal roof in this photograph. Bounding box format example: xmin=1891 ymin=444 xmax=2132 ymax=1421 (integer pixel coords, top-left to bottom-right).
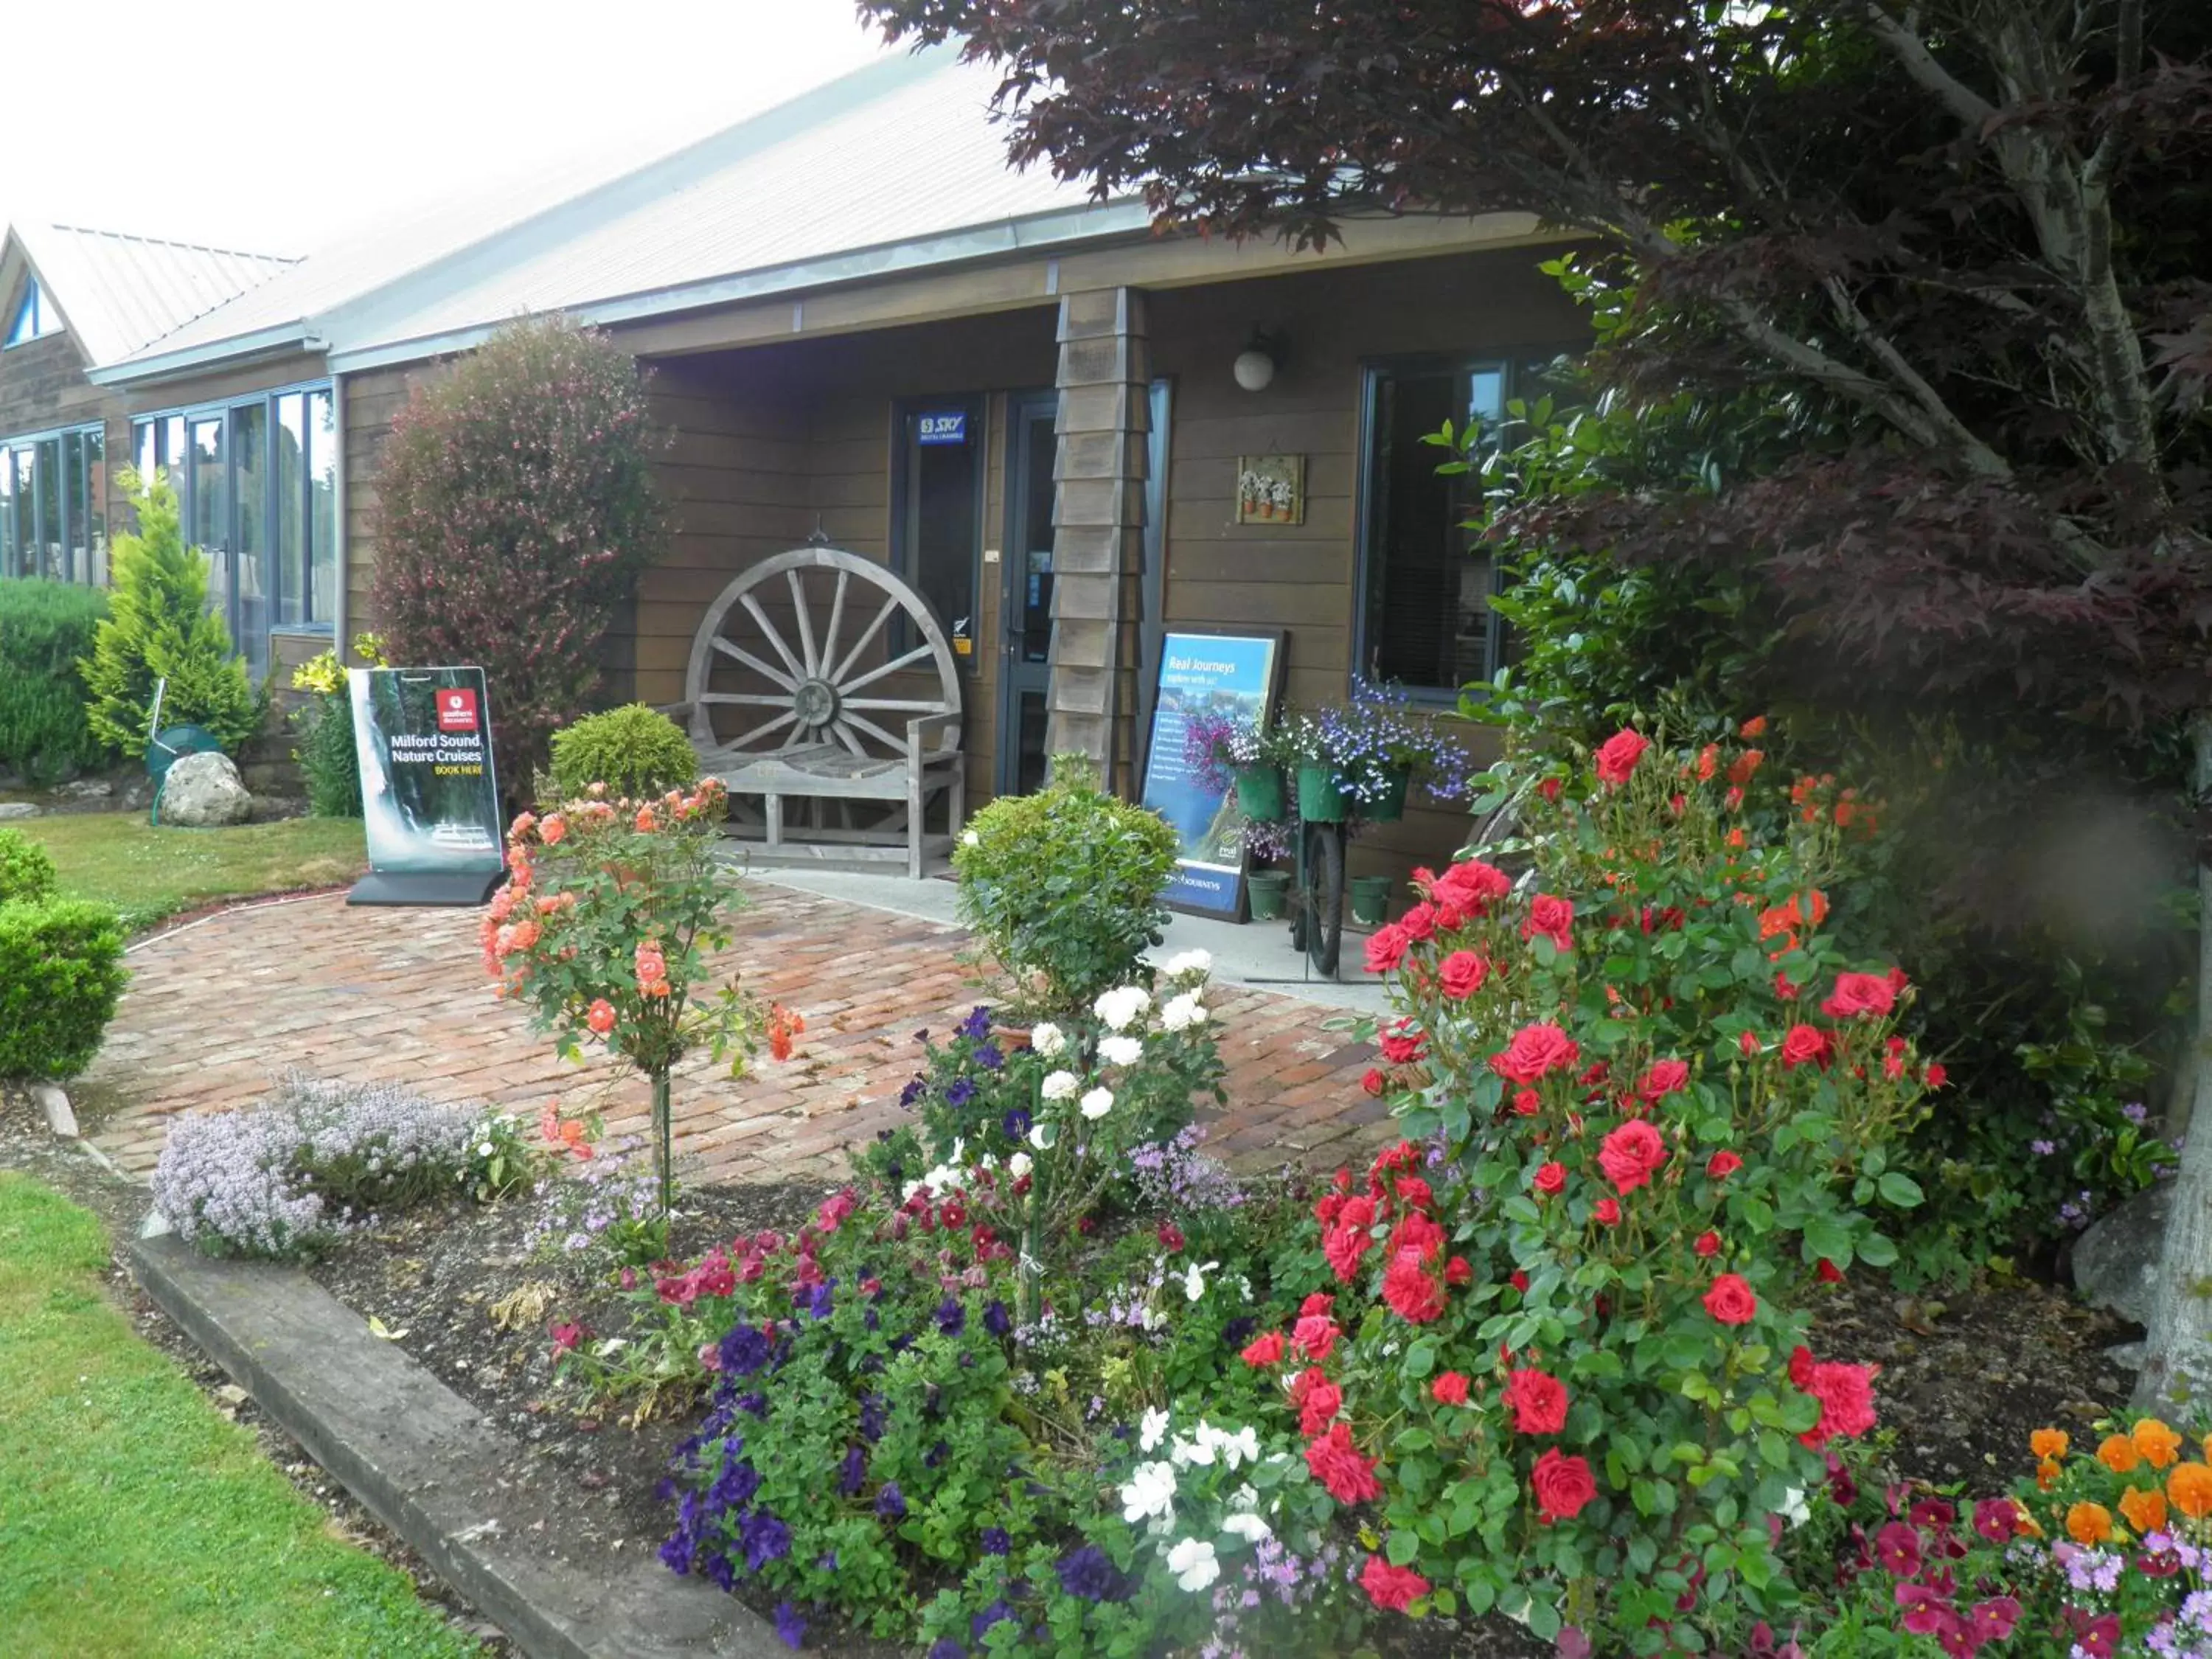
xmin=11 ymin=223 xmax=296 ymax=368
xmin=100 ymin=44 xmax=1137 ymax=385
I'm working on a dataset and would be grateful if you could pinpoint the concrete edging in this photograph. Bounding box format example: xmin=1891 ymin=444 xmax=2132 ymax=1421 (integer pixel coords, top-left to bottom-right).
xmin=128 ymin=1231 xmax=785 ymax=1659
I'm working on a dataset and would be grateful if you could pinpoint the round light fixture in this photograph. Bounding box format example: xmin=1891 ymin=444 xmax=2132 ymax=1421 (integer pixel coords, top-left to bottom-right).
xmin=1232 ymin=347 xmax=1276 ymax=392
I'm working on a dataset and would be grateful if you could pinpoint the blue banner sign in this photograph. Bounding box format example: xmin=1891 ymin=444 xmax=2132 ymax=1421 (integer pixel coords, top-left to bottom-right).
xmin=916 ymin=410 xmax=967 ymax=445
xmin=1138 ymin=632 xmax=1281 ymax=916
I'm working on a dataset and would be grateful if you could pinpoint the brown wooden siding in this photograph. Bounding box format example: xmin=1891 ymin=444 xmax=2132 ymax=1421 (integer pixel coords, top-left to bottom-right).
xmin=1147 ymin=246 xmax=1586 ymax=900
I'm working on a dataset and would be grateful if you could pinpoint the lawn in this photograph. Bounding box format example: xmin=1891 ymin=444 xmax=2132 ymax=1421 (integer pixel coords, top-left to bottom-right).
xmin=0 ymin=1173 xmax=479 ymax=1658
xmin=15 ymin=813 xmax=366 ymax=931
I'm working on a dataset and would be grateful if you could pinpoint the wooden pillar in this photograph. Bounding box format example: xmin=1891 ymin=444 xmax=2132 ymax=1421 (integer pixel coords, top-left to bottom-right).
xmin=1045 ymin=287 xmax=1148 ymax=793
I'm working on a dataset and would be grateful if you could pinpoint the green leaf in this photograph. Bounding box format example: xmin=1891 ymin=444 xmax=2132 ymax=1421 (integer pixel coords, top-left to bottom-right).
xmin=1877 ymin=1172 xmax=1924 ymax=1208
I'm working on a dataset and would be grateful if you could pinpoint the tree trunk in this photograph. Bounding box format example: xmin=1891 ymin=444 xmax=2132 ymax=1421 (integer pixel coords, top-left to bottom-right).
xmin=651 ymin=1067 xmax=675 ymax=1225
xmin=2132 ymin=711 xmax=2212 ymax=1411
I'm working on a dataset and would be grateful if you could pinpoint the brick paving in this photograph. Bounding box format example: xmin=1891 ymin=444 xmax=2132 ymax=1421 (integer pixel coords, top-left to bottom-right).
xmin=83 ymin=886 xmax=1391 ymax=1187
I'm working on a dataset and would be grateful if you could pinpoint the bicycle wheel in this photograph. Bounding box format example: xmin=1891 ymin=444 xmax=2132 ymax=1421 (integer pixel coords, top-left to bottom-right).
xmin=1301 ymin=821 xmax=1344 ymax=977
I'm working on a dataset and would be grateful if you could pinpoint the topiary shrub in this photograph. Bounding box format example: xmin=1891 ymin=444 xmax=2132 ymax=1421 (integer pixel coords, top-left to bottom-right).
xmin=0 ymin=897 xmax=127 ymax=1081
xmin=80 ymin=469 xmax=260 ymax=758
xmin=0 ymin=580 xmax=113 ymax=785
xmin=546 ymin=703 xmax=698 ymax=803
xmin=0 ymin=828 xmax=57 ymax=905
xmin=369 ymin=316 xmax=666 ymax=803
xmin=952 ymin=752 xmax=1178 ymax=1017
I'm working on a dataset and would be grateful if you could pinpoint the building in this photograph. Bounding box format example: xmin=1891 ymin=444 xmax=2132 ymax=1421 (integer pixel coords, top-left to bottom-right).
xmin=6 ymin=44 xmax=1585 ymax=894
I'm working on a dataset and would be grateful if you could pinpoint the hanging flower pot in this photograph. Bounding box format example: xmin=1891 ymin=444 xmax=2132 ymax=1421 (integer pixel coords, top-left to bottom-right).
xmin=1363 ymin=768 xmax=1412 ymax=824
xmin=1247 ymin=870 xmax=1290 ymax=920
xmin=1296 ymin=763 xmax=1349 ymax=824
xmin=1349 ymin=874 xmax=1394 ymax=925
xmin=1234 ymin=764 xmax=1287 ymax=823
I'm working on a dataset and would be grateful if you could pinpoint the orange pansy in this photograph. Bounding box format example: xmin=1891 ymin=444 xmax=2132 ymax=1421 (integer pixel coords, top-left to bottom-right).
xmin=2065 ymin=1502 xmax=2114 ymax=1546
xmin=2030 ymin=1428 xmax=2070 ymax=1461
xmin=2168 ymin=1461 xmax=2212 ymax=1520
xmin=2098 ymin=1433 xmax=2142 ymax=1474
xmin=2135 ymin=1418 xmax=2183 ymax=1470
xmin=2119 ymin=1485 xmax=2168 ymax=1535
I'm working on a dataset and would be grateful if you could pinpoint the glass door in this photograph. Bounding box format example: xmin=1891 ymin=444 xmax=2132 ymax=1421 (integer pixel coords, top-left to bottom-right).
xmin=996 ymin=392 xmax=1057 ymax=797
xmin=189 ymin=415 xmax=229 ymax=646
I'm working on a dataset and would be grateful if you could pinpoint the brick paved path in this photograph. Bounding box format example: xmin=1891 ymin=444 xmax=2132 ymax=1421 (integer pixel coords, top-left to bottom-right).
xmin=84 ymin=886 xmax=1390 ymax=1186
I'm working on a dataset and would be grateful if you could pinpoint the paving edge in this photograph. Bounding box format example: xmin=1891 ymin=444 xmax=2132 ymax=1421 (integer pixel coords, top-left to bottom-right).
xmin=127 ymin=1231 xmax=787 ymax=1659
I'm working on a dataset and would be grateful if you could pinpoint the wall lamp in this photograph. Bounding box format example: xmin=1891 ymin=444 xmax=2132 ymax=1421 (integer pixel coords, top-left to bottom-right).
xmin=1233 ymin=329 xmax=1287 ymax=392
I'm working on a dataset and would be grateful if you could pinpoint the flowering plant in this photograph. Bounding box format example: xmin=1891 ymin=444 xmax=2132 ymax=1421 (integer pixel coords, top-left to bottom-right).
xmin=1181 ymin=708 xmax=1267 ymax=796
xmin=486 ymin=777 xmax=794 ymax=1230
xmin=1804 ymin=1416 xmax=2212 ymax=1658
xmin=1271 ymin=679 xmax=1479 ymax=809
xmin=1237 ymin=721 xmax=1940 ymax=1652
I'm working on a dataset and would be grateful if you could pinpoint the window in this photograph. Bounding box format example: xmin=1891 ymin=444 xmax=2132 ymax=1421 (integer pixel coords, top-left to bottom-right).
xmin=0 ymin=422 xmax=105 ymax=582
xmin=4 ymin=279 xmax=58 ymax=348
xmin=1354 ymin=355 xmax=1562 ymax=698
xmin=132 ymin=383 xmax=339 ymax=679
xmin=891 ymin=396 xmax=985 ymax=669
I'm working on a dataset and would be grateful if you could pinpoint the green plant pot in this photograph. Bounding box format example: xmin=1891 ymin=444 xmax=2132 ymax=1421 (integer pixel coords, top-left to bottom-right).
xmin=1234 ymin=765 xmax=1286 ymax=823
xmin=1365 ymin=769 xmax=1411 ymax=824
xmin=1349 ymin=874 xmax=1394 ymax=926
xmin=1247 ymin=871 xmax=1290 ymax=920
xmin=1296 ymin=764 xmax=1348 ymax=824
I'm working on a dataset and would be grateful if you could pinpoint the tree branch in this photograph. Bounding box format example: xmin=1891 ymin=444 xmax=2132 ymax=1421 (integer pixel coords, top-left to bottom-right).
xmin=1861 ymin=4 xmax=1997 ymax=127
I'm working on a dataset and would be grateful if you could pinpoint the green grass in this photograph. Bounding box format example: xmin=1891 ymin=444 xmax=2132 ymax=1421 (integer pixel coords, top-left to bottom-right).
xmin=0 ymin=1174 xmax=481 ymax=1659
xmin=14 ymin=813 xmax=367 ymax=931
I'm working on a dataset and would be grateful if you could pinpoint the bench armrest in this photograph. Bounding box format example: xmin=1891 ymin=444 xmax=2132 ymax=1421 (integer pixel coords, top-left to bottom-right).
xmin=906 ymin=712 xmax=959 ymax=757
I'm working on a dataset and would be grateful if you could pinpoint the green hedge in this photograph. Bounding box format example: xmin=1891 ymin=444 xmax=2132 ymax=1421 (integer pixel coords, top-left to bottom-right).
xmin=0 ymin=829 xmax=58 ymax=905
xmin=546 ymin=703 xmax=698 ymax=802
xmin=0 ymin=580 xmax=112 ymax=785
xmin=0 ymin=897 xmax=128 ymax=1081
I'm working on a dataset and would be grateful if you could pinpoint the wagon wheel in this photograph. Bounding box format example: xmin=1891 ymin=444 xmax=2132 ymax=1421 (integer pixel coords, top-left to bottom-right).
xmin=683 ymin=547 xmax=964 ymax=774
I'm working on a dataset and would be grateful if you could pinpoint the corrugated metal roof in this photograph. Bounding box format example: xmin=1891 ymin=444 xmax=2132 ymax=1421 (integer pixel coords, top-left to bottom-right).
xmin=14 ymin=223 xmax=296 ymax=367
xmin=324 ymin=50 xmax=1119 ymax=360
xmin=105 ymin=44 xmax=1132 ymax=381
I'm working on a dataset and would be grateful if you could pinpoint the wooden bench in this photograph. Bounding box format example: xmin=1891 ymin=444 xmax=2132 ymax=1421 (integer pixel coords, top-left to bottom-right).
xmin=660 ymin=545 xmax=966 ymax=877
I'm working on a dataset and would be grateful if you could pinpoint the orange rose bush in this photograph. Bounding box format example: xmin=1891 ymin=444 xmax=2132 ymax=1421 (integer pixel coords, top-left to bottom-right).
xmin=486 ymin=777 xmax=787 ymax=1231
xmin=1237 ymin=724 xmax=1942 ymax=1652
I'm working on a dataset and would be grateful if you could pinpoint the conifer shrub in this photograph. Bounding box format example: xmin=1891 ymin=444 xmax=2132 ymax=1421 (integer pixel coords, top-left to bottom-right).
xmin=368 ymin=317 xmax=666 ymax=801
xmin=0 ymin=580 xmax=112 ymax=784
xmin=546 ymin=704 xmax=698 ymax=803
xmin=80 ymin=470 xmax=259 ymax=757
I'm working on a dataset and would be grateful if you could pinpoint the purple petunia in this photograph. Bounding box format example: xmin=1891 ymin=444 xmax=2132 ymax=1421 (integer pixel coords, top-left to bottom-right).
xmin=1054 ymin=1544 xmax=1129 ymax=1602
xmin=936 ymin=1295 xmax=966 ymax=1338
xmin=876 ymin=1481 xmax=907 ymax=1521
xmin=946 ymin=1078 xmax=978 ymax=1109
xmin=838 ymin=1444 xmax=866 ymax=1496
xmin=1001 ymin=1107 xmax=1031 ymax=1141
xmin=973 ymin=1042 xmax=1004 ymax=1071
xmin=978 ymin=1527 xmax=1010 ymax=1557
xmin=971 ymin=1600 xmax=1015 ymax=1641
xmin=984 ymin=1300 xmax=1011 ymax=1337
xmin=959 ymin=1006 xmax=992 ymax=1041
xmin=741 ymin=1509 xmax=792 ymax=1571
xmin=773 ymin=1600 xmax=807 ymax=1649
xmin=900 ymin=1077 xmax=926 ymax=1107
xmin=717 ymin=1323 xmax=772 ymax=1376
xmin=928 ymin=1642 xmax=966 ymax=1659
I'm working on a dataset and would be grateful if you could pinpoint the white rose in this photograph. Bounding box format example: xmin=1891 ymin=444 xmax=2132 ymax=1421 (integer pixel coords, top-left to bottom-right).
xmin=1029 ymin=1022 xmax=1066 ymax=1058
xmin=1093 ymin=985 xmax=1150 ymax=1031
xmin=1007 ymin=1151 xmax=1033 ymax=1179
xmin=1041 ymin=1069 xmax=1079 ymax=1102
xmin=1166 ymin=1537 xmax=1219 ymax=1592
xmin=1079 ymin=1087 xmax=1114 ymax=1121
xmin=1161 ymin=948 xmax=1213 ymax=980
xmin=1099 ymin=1034 xmax=1144 ymax=1067
xmin=1220 ymin=1512 xmax=1272 ymax=1543
xmin=1159 ymin=992 xmax=1207 ymax=1032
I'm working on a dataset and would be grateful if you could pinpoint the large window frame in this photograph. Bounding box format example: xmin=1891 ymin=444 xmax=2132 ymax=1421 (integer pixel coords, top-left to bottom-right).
xmin=133 ymin=381 xmax=340 ymax=681
xmin=1352 ymin=352 xmax=1566 ymax=703
xmin=0 ymin=420 xmax=107 ymax=584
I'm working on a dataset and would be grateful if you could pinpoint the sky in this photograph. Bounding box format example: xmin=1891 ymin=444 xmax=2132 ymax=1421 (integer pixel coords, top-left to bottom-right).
xmin=1 ymin=0 xmax=897 ymax=254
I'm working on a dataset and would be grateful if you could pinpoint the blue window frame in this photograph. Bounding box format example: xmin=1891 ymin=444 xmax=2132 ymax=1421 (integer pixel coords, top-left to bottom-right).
xmin=4 ymin=279 xmax=58 ymax=348
xmin=0 ymin=422 xmax=106 ymax=582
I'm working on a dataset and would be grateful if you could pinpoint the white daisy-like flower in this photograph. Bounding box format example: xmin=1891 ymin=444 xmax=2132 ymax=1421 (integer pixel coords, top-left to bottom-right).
xmin=1079 ymin=1087 xmax=1114 ymax=1121
xmin=1099 ymin=1034 xmax=1144 ymax=1067
xmin=1161 ymin=949 xmax=1212 ymax=980
xmin=1138 ymin=1406 xmax=1171 ymax=1452
xmin=1159 ymin=992 xmax=1207 ymax=1032
xmin=1029 ymin=1022 xmax=1066 ymax=1058
xmin=1180 ymin=1259 xmax=1219 ymax=1302
xmin=1220 ymin=1512 xmax=1272 ymax=1543
xmin=1041 ymin=1069 xmax=1079 ymax=1101
xmin=1120 ymin=1460 xmax=1177 ymax=1526
xmin=477 ymin=1141 xmax=495 ymax=1158
xmin=1166 ymin=1537 xmax=1219 ymax=1592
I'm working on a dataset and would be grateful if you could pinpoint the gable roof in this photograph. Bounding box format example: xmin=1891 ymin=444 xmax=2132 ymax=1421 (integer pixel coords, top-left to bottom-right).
xmin=97 ymin=44 xmax=1141 ymax=385
xmin=7 ymin=223 xmax=296 ymax=367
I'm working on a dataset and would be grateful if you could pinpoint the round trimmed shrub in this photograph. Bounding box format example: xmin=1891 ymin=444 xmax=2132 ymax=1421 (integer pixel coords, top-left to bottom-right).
xmin=0 ymin=897 xmax=128 ymax=1081
xmin=0 ymin=828 xmax=58 ymax=905
xmin=0 ymin=578 xmax=111 ymax=784
xmin=546 ymin=703 xmax=698 ymax=802
xmin=952 ymin=752 xmax=1178 ymax=1017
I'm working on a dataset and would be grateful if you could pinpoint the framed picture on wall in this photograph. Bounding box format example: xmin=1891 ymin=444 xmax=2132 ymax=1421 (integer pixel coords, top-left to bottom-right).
xmin=1234 ymin=454 xmax=1305 ymax=525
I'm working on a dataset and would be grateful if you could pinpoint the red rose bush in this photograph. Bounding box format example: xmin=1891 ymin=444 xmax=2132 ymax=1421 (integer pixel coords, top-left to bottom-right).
xmin=1242 ymin=723 xmax=1941 ymax=1652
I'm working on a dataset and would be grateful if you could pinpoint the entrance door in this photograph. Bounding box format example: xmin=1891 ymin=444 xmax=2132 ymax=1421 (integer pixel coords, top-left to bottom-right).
xmin=997 ymin=391 xmax=1057 ymax=797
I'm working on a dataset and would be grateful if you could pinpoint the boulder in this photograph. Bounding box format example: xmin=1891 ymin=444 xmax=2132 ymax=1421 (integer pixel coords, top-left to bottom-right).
xmin=161 ymin=751 xmax=253 ymax=827
xmin=2073 ymin=1180 xmax=2170 ymax=1326
xmin=0 ymin=801 xmax=38 ymax=820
